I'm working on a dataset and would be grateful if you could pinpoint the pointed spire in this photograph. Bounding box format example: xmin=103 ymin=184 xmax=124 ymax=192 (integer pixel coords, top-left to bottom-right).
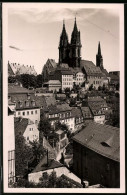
xmin=73 ymin=16 xmax=78 ymax=32
xmin=98 ymin=41 xmax=101 ymax=56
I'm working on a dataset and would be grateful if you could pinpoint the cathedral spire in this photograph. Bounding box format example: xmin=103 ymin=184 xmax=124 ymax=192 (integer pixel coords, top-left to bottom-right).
xmin=96 ymin=41 xmax=103 ymax=69
xmin=98 ymin=41 xmax=101 ymax=56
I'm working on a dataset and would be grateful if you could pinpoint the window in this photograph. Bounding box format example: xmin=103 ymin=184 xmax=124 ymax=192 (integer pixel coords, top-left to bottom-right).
xmin=18 ymin=112 xmax=20 ymax=115
xmin=29 ymin=128 xmax=31 ymax=131
xmin=35 ymin=120 xmax=38 ymax=124
xmin=32 ymin=101 xmax=35 ymax=107
xmin=35 ymin=110 xmax=37 ymax=114
xmin=31 ymin=111 xmax=33 ymax=115
xmin=27 ymin=111 xmax=29 ymax=115
xmin=23 ymin=112 xmax=25 ymax=116
xmin=26 ymin=101 xmax=29 ymax=107
xmin=27 ymin=137 xmax=29 ymax=141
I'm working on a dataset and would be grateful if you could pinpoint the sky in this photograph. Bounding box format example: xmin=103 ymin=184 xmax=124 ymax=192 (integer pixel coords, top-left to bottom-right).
xmin=7 ymin=4 xmax=122 ymax=74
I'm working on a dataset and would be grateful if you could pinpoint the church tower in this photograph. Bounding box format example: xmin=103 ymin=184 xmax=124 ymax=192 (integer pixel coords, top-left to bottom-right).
xmin=96 ymin=42 xmax=104 ymax=70
xmin=58 ymin=20 xmax=69 ymax=64
xmin=69 ymin=17 xmax=82 ymax=68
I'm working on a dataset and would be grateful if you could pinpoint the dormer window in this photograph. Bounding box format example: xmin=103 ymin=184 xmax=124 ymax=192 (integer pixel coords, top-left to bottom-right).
xmin=19 ymin=101 xmax=23 ymax=108
xmin=32 ymin=100 xmax=35 ymax=107
xmin=27 ymin=94 xmax=30 ymax=100
xmin=25 ymin=101 xmax=29 ymax=107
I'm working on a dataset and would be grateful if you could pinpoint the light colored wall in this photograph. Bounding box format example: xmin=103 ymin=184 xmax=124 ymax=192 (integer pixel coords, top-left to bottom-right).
xmin=8 ymin=112 xmax=15 ymax=182
xmin=74 ymin=72 xmax=85 ymax=86
xmin=94 ymin=115 xmax=105 ymax=124
xmin=28 ymin=166 xmax=81 ymax=184
xmin=62 ymin=75 xmax=73 ymax=91
xmin=8 ymin=113 xmax=15 ymax=151
xmin=87 ymin=76 xmax=103 ymax=89
xmin=49 ymin=85 xmax=61 ymax=92
xmin=15 ymin=108 xmax=40 ymax=125
xmin=23 ymin=123 xmax=39 ymax=143
xmin=60 ymin=117 xmax=75 ymax=132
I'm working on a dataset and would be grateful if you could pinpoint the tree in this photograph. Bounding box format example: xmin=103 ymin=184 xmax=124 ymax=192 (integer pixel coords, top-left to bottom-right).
xmin=36 ymin=74 xmax=43 ymax=88
xmin=89 ymin=84 xmax=93 ymax=91
xmin=69 ymin=97 xmax=76 ymax=106
xmin=38 ymin=112 xmax=52 ymax=142
xmin=15 ymin=133 xmax=33 ymax=177
xmin=30 ymin=140 xmax=47 ymax=162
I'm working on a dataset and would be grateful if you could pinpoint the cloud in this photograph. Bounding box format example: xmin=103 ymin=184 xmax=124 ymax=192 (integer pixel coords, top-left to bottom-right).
xmin=9 ymin=45 xmax=22 ymax=51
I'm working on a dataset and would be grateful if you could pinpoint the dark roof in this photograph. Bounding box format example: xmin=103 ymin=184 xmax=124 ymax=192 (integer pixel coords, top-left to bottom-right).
xmin=102 ymin=69 xmax=109 ymax=77
xmin=81 ymin=60 xmax=103 ymax=76
xmin=87 ymin=96 xmax=105 ymax=102
xmin=32 ymin=156 xmax=63 ymax=173
xmin=14 ymin=118 xmax=33 ymax=135
xmin=81 ymin=107 xmax=93 ymax=119
xmin=48 ymin=103 xmax=72 ymax=115
xmin=56 ymin=68 xmax=73 ymax=75
xmin=10 ymin=93 xmax=39 ymax=110
xmin=72 ymin=122 xmax=120 ymax=162
xmin=35 ymin=96 xmax=56 ymax=110
xmin=71 ymin=107 xmax=83 ymax=118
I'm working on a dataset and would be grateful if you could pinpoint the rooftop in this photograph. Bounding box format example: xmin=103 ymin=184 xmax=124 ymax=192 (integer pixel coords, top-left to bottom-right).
xmin=81 ymin=107 xmax=93 ymax=119
xmin=32 ymin=156 xmax=63 ymax=173
xmin=81 ymin=60 xmax=103 ymax=76
xmin=73 ymin=122 xmax=120 ymax=162
xmin=14 ymin=117 xmax=34 ymax=135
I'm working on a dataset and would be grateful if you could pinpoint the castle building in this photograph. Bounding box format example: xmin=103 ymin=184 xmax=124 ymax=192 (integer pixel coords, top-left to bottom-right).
xmin=8 ymin=61 xmax=37 ymax=76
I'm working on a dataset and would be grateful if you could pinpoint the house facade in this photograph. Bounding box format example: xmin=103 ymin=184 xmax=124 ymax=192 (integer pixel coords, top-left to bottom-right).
xmin=72 ymin=122 xmax=120 ymax=188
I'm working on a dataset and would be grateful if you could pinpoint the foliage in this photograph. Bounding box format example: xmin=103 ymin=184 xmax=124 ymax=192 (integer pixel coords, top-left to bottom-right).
xmin=55 ymin=121 xmax=69 ymax=132
xmin=15 ymin=133 xmax=33 ymax=177
xmin=8 ymin=74 xmax=43 ymax=89
xmin=30 ymin=140 xmax=47 ymax=161
xmin=9 ymin=170 xmax=80 ymax=188
xmin=38 ymin=112 xmax=52 ymax=140
xmin=69 ymin=98 xmax=76 ymax=106
xmin=89 ymin=84 xmax=93 ymax=91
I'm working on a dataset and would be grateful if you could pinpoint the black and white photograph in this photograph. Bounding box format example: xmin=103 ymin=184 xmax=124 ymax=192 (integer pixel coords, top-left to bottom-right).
xmin=2 ymin=3 xmax=125 ymax=193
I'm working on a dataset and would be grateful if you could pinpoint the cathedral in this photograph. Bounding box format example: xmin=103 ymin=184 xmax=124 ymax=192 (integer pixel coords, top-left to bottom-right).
xmin=59 ymin=18 xmax=82 ymax=68
xmin=42 ymin=18 xmax=110 ymax=90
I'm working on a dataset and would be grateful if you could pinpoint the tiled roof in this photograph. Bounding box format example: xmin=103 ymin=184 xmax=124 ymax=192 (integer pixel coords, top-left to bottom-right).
xmin=9 ymin=93 xmax=39 ymax=110
xmin=56 ymin=67 xmax=73 ymax=75
xmin=102 ymin=69 xmax=109 ymax=77
xmin=81 ymin=60 xmax=103 ymax=76
xmin=32 ymin=156 xmax=63 ymax=173
xmin=48 ymin=59 xmax=57 ymax=68
xmin=35 ymin=96 xmax=56 ymax=110
xmin=14 ymin=117 xmax=33 ymax=135
xmin=81 ymin=107 xmax=93 ymax=119
xmin=48 ymin=103 xmax=72 ymax=115
xmin=45 ymin=80 xmax=61 ymax=85
xmin=71 ymin=107 xmax=83 ymax=118
xmin=73 ymin=122 xmax=120 ymax=162
xmin=87 ymin=96 xmax=105 ymax=102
